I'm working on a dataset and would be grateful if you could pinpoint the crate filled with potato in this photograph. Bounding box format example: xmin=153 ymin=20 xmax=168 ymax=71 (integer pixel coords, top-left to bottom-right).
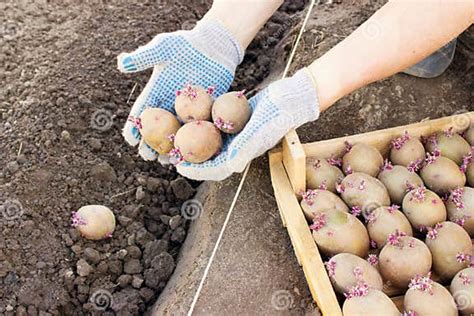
xmin=269 ymin=112 xmax=474 ymax=316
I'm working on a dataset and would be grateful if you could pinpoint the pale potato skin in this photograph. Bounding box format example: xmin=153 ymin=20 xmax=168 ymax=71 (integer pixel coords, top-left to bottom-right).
xmin=211 ymin=91 xmax=251 ymax=134
xmin=340 ymin=173 xmax=390 ymax=210
xmin=377 ymin=165 xmax=423 ymax=204
xmin=76 ymin=205 xmax=116 ymax=241
xmin=367 ymin=206 xmax=413 ymax=248
xmin=426 ymin=131 xmax=471 ymax=165
xmin=174 ymin=121 xmax=222 ymax=163
xmin=311 ymin=210 xmax=369 ymax=257
xmin=446 ymin=187 xmax=474 ymax=237
xmin=425 ymin=221 xmax=472 ymax=281
xmin=175 ymin=86 xmax=213 ymax=123
xmin=379 ymin=236 xmax=432 ymax=288
xmin=342 ymin=143 xmax=383 ymax=177
xmin=342 ymin=290 xmax=399 ymax=316
xmin=420 ymin=156 xmax=466 ymax=194
xmin=306 ymin=158 xmax=344 ymax=193
xmin=465 ymin=125 xmax=474 ymax=145
xmin=139 ymin=108 xmax=181 ymax=154
xmin=402 ymin=188 xmax=446 ymax=230
xmin=450 ymin=267 xmax=474 ymax=315
xmin=467 ymin=161 xmax=474 ymax=187
xmin=404 ymin=281 xmax=457 ymax=316
xmin=390 ymin=137 xmax=425 ymax=167
xmin=300 ymin=189 xmax=349 ymax=220
xmin=329 ymin=253 xmax=383 ymax=294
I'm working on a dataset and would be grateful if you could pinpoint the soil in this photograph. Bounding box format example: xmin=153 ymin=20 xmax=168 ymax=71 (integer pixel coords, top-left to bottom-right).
xmin=0 ymin=0 xmax=305 ymax=315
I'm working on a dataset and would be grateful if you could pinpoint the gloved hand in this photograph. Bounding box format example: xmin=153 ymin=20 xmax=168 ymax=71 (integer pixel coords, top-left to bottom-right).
xmin=118 ymin=20 xmax=243 ymax=161
xmin=177 ymin=69 xmax=320 ymax=181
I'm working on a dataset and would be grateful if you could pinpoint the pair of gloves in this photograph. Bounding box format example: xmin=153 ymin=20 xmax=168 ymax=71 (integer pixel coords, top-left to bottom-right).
xmin=118 ymin=20 xmax=320 ymax=181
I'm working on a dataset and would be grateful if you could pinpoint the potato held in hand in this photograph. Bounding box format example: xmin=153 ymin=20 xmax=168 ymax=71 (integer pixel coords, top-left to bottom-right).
xmin=139 ymin=108 xmax=181 ymax=154
xmin=175 ymin=84 xmax=213 ymax=123
xmin=72 ymin=205 xmax=115 ymax=240
xmin=212 ymin=91 xmax=251 ymax=134
xmin=173 ymin=121 xmax=222 ymax=163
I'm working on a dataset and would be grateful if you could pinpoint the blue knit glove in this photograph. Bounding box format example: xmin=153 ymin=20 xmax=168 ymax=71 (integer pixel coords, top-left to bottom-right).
xmin=118 ymin=20 xmax=243 ymax=160
xmin=177 ymin=69 xmax=320 ymax=181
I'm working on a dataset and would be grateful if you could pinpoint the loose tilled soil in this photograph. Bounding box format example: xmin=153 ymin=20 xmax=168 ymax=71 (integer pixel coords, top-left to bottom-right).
xmin=0 ymin=0 xmax=306 ymax=314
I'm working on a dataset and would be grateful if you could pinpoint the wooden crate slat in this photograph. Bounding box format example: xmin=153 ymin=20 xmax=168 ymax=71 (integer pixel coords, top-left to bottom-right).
xmin=282 ymin=129 xmax=307 ymax=195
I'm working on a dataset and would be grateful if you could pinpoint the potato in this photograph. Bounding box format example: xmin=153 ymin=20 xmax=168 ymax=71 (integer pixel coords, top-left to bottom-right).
xmin=377 ymin=164 xmax=423 ymax=204
xmin=173 ymin=121 xmax=222 ymax=163
xmin=343 ymin=289 xmax=399 ymax=316
xmin=300 ymin=189 xmax=349 ymax=220
xmin=175 ymin=84 xmax=213 ymax=123
xmin=310 ymin=210 xmax=369 ymax=257
xmin=446 ymin=187 xmax=474 ymax=236
xmin=139 ymin=108 xmax=181 ymax=154
xmin=467 ymin=161 xmax=474 ymax=187
xmin=212 ymin=91 xmax=251 ymax=134
xmin=379 ymin=235 xmax=432 ymax=288
xmin=306 ymin=158 xmax=344 ymax=193
xmin=72 ymin=205 xmax=115 ymax=240
xmin=450 ymin=267 xmax=474 ymax=315
xmin=405 ymin=276 xmax=457 ymax=316
xmin=340 ymin=173 xmax=390 ymax=212
xmin=426 ymin=130 xmax=471 ymax=165
xmin=390 ymin=132 xmax=426 ymax=167
xmin=402 ymin=187 xmax=446 ymax=231
xmin=425 ymin=221 xmax=472 ymax=281
xmin=366 ymin=205 xmax=413 ymax=248
xmin=342 ymin=143 xmax=383 ymax=176
xmin=465 ymin=124 xmax=474 ymax=145
xmin=420 ymin=155 xmax=466 ymax=194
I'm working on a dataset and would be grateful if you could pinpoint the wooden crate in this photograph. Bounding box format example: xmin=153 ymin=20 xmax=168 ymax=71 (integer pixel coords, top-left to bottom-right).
xmin=269 ymin=112 xmax=474 ymax=315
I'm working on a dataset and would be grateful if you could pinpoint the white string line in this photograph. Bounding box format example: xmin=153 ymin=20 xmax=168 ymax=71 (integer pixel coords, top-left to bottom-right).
xmin=187 ymin=1 xmax=316 ymax=315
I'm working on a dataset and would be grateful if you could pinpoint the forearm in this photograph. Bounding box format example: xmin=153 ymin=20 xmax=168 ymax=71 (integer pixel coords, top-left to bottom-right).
xmin=308 ymin=0 xmax=474 ymax=112
xmin=202 ymin=0 xmax=283 ymax=50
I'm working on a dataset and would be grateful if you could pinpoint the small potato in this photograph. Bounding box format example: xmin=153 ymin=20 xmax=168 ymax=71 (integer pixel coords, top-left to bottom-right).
xmin=343 ymin=289 xmax=400 ymax=316
xmin=450 ymin=267 xmax=474 ymax=315
xmin=402 ymin=187 xmax=446 ymax=231
xmin=300 ymin=189 xmax=349 ymax=220
xmin=379 ymin=235 xmax=432 ymax=288
xmin=212 ymin=91 xmax=251 ymax=134
xmin=426 ymin=130 xmax=471 ymax=165
xmin=72 ymin=205 xmax=115 ymax=240
xmin=311 ymin=210 xmax=369 ymax=257
xmin=425 ymin=221 xmax=472 ymax=281
xmin=390 ymin=132 xmax=425 ymax=167
xmin=377 ymin=164 xmax=423 ymax=204
xmin=467 ymin=161 xmax=474 ymax=187
xmin=446 ymin=187 xmax=474 ymax=236
xmin=139 ymin=108 xmax=181 ymax=154
xmin=306 ymin=158 xmax=344 ymax=193
xmin=342 ymin=143 xmax=383 ymax=176
xmin=326 ymin=253 xmax=383 ymax=294
xmin=405 ymin=277 xmax=457 ymax=316
xmin=366 ymin=205 xmax=413 ymax=248
xmin=174 ymin=121 xmax=222 ymax=163
xmin=465 ymin=124 xmax=474 ymax=145
xmin=420 ymin=155 xmax=466 ymax=194
xmin=340 ymin=173 xmax=390 ymax=211
xmin=175 ymin=84 xmax=213 ymax=123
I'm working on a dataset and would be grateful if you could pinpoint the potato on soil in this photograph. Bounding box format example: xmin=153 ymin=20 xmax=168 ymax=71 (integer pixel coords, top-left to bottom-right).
xmin=420 ymin=155 xmax=466 ymax=194
xmin=402 ymin=186 xmax=446 ymax=231
xmin=426 ymin=130 xmax=471 ymax=165
xmin=342 ymin=289 xmax=399 ymax=316
xmin=377 ymin=164 xmax=423 ymax=204
xmin=390 ymin=132 xmax=425 ymax=167
xmin=465 ymin=124 xmax=474 ymax=145
xmin=404 ymin=276 xmax=457 ymax=316
xmin=342 ymin=143 xmax=383 ymax=177
xmin=326 ymin=253 xmax=383 ymax=294
xmin=379 ymin=235 xmax=431 ymax=288
xmin=300 ymin=189 xmax=349 ymax=220
xmin=211 ymin=91 xmax=251 ymax=134
xmin=306 ymin=158 xmax=344 ymax=193
xmin=175 ymin=84 xmax=213 ymax=123
xmin=450 ymin=267 xmax=474 ymax=315
xmin=366 ymin=205 xmax=413 ymax=248
xmin=425 ymin=221 xmax=472 ymax=281
xmin=139 ymin=108 xmax=181 ymax=154
xmin=310 ymin=210 xmax=369 ymax=257
xmin=72 ymin=205 xmax=115 ymax=240
xmin=446 ymin=187 xmax=474 ymax=236
xmin=173 ymin=121 xmax=222 ymax=163
xmin=340 ymin=172 xmax=390 ymax=211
